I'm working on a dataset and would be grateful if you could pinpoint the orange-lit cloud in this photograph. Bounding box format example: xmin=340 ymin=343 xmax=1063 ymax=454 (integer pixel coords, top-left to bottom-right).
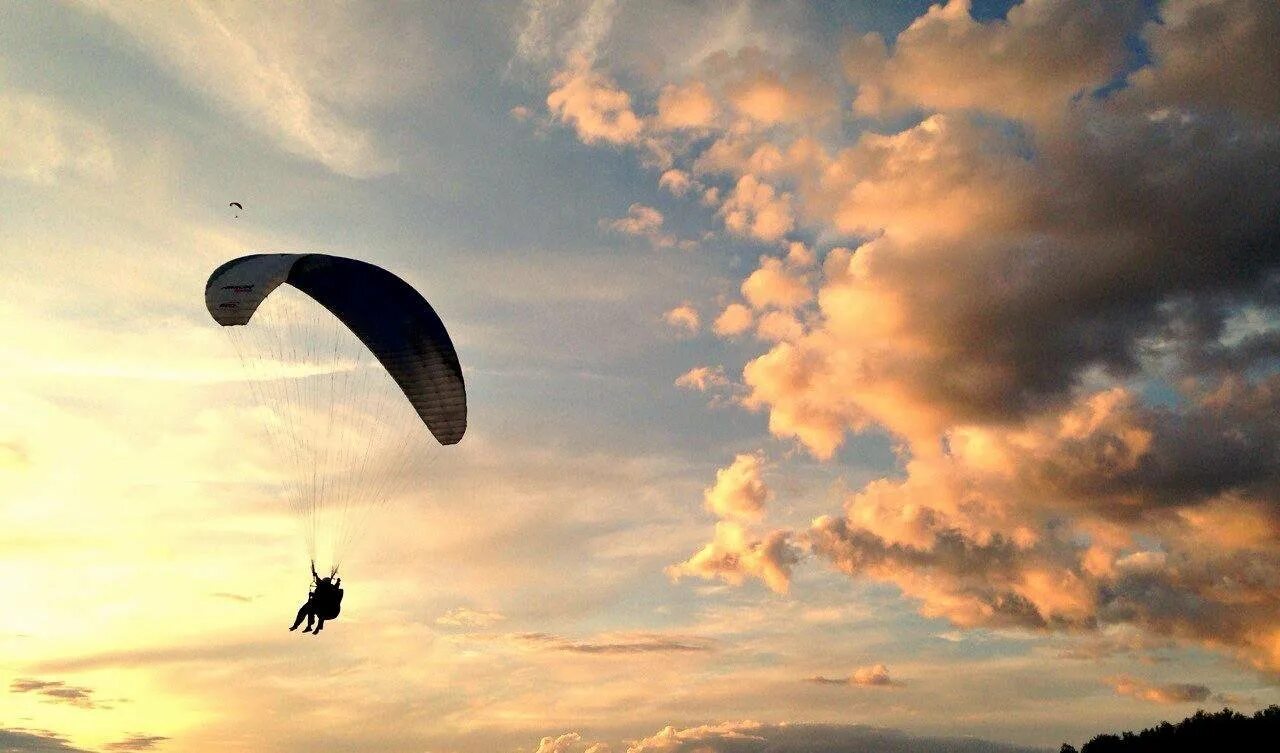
xmin=664 ymin=304 xmax=701 ymax=335
xmin=548 ymin=56 xmax=643 ymax=145
xmin=742 ymin=256 xmax=811 ymax=311
xmin=1108 ymin=676 xmax=1213 ymax=705
xmin=719 ymin=175 xmax=794 ymax=242
xmin=675 ymin=366 xmax=727 ymax=392
xmin=667 ymin=521 xmax=798 ymax=594
xmin=712 ymin=303 xmax=753 ymax=337
xmin=702 ymin=452 xmax=769 ymax=521
xmin=656 ymin=80 xmax=719 ymax=130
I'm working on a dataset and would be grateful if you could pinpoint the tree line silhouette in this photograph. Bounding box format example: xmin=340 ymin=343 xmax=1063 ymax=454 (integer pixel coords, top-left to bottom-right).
xmin=1059 ymin=706 xmax=1280 ymax=753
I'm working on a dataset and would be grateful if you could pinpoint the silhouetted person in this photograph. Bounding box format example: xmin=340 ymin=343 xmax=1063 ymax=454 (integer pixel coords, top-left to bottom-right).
xmin=289 ymin=561 xmax=343 ymax=635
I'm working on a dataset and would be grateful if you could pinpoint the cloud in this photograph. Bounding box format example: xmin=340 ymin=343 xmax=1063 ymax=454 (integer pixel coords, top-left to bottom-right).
xmin=675 ymin=366 xmax=728 ymax=392
xmin=1130 ymin=0 xmax=1280 ymax=122
xmin=435 ymin=607 xmax=506 ymax=629
xmin=664 ymin=304 xmax=701 ymax=334
xmin=785 ymin=242 xmax=815 ymax=268
xmin=548 ymin=56 xmax=643 ymax=145
xmin=102 ymin=735 xmax=169 ymax=752
xmin=536 ymin=733 xmax=585 ymax=753
xmin=656 ymin=80 xmax=719 ymax=129
xmin=851 ymin=663 xmax=895 ymax=686
xmin=741 ymin=256 xmax=811 ymax=311
xmin=1 ymin=440 xmax=30 ymax=470
xmin=514 ymin=0 xmax=620 ymax=68
xmin=0 ymin=89 xmax=115 ymax=184
xmin=9 ymin=679 xmax=103 ymax=710
xmin=667 ymin=521 xmax=799 ymax=594
xmin=754 ymin=311 xmax=804 ymax=343
xmin=719 ymin=175 xmax=794 ymax=242
xmin=601 ymin=203 xmax=692 ymax=249
xmin=1108 ymin=676 xmax=1213 ymax=704
xmin=807 ymin=664 xmax=897 ymax=687
xmin=604 ymin=203 xmax=664 ymax=235
xmin=659 ymin=169 xmax=698 ymax=197
xmin=210 ymin=592 xmax=256 ymax=603
xmin=620 ymin=721 xmax=1039 ymax=753
xmin=843 ymin=0 xmax=1142 ymax=122
xmin=0 ymin=728 xmax=93 ymax=753
xmin=73 ymin=1 xmax=405 ymax=177
xmin=513 ymin=632 xmax=713 ymax=654
xmin=703 ymin=452 xmax=770 ymax=522
xmin=713 ymin=304 xmax=753 ymax=337
xmin=721 ymin=55 xmax=835 ymax=127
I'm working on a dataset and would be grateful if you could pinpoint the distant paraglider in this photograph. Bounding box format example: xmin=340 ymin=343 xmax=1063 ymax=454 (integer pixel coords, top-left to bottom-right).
xmin=229 ymin=202 xmax=243 ymax=218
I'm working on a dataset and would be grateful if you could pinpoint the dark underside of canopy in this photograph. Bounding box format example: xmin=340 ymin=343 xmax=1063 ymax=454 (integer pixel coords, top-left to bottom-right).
xmin=206 ymin=253 xmax=467 ymax=445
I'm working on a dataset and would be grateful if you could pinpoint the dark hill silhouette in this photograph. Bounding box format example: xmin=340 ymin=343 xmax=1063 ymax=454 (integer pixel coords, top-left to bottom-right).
xmin=1059 ymin=706 xmax=1280 ymax=753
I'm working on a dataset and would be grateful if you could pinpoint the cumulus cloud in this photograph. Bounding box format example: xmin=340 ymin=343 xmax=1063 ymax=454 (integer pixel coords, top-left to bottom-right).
xmin=851 ymin=663 xmax=895 ymax=686
xmin=712 ymin=47 xmax=837 ymax=127
xmin=667 ymin=521 xmax=798 ymax=594
xmin=1130 ymin=0 xmax=1280 ymax=122
xmin=754 ymin=311 xmax=804 ymax=343
xmin=659 ymin=169 xmax=698 ymax=196
xmin=785 ymin=241 xmax=815 ymax=268
xmin=664 ymin=304 xmax=701 ymax=334
xmin=656 ymin=80 xmax=720 ymax=129
xmin=531 ymin=0 xmax=1280 ymax=673
xmin=703 ymin=452 xmax=770 ymax=521
xmin=843 ymin=0 xmax=1142 ymax=122
xmin=604 ymin=203 xmax=664 ymax=236
xmin=807 ymin=664 xmax=897 ymax=687
xmin=536 ymin=733 xmax=586 ymax=753
xmin=602 ymin=203 xmax=692 ymax=249
xmin=719 ymin=175 xmax=794 ymax=242
xmin=548 ymin=56 xmax=643 ymax=145
xmin=741 ymin=256 xmax=811 ymax=311
xmin=675 ymin=366 xmax=728 ymax=392
xmin=713 ymin=303 xmax=754 ymax=337
xmin=622 ymin=721 xmax=1038 ymax=753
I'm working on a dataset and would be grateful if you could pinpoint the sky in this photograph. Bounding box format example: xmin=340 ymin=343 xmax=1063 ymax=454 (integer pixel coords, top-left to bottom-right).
xmin=2 ymin=1 xmax=1279 ymax=751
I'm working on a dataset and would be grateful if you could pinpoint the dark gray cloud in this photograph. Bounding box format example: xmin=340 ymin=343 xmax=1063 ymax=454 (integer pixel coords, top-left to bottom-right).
xmin=0 ymin=727 xmax=92 ymax=753
xmin=9 ymin=679 xmax=103 ymax=710
xmin=102 ymin=734 xmax=169 ymax=751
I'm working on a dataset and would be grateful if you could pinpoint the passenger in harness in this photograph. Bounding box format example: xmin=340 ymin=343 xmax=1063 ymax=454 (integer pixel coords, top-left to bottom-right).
xmin=289 ymin=561 xmax=344 ymax=635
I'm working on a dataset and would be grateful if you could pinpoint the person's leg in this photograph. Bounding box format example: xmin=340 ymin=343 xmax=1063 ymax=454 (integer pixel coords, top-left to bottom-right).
xmin=301 ymin=611 xmax=316 ymax=633
xmin=289 ymin=604 xmax=309 ymax=631
xmin=312 ymin=617 xmax=325 ymax=635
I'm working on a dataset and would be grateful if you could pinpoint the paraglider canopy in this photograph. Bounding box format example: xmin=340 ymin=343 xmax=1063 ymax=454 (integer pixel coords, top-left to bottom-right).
xmin=205 ymin=253 xmax=466 ymax=445
xmin=229 ymin=202 xmax=243 ymax=210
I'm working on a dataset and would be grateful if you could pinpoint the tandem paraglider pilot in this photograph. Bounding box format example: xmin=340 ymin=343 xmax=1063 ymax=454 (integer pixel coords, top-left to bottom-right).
xmin=289 ymin=561 xmax=344 ymax=635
